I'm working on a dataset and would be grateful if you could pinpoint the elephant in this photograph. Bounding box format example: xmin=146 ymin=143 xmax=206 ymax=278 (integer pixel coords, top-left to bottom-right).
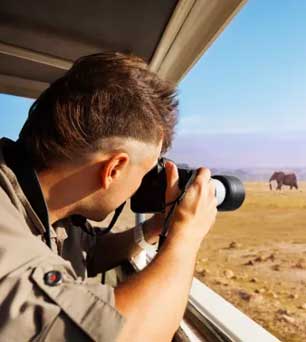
xmin=269 ymin=172 xmax=298 ymax=190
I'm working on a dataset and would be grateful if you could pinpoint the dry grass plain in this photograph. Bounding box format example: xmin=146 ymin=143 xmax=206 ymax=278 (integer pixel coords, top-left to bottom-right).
xmin=196 ymin=181 xmax=306 ymax=342
xmin=100 ymin=181 xmax=306 ymax=342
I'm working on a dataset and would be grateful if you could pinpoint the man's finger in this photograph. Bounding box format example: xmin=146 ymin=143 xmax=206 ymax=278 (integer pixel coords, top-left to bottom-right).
xmin=164 ymin=161 xmax=179 ymax=202
xmin=196 ymin=168 xmax=211 ymax=183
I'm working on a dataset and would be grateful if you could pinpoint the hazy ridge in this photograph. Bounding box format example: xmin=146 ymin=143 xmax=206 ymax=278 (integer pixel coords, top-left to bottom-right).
xmin=210 ymin=167 xmax=306 ymax=182
xmin=177 ymin=164 xmax=306 ymax=182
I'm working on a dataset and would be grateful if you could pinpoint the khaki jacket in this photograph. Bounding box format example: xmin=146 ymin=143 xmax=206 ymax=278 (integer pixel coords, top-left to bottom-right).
xmin=0 ymin=138 xmax=125 ymax=341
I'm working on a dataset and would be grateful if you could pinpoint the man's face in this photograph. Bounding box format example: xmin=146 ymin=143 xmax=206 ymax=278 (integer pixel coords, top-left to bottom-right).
xmin=87 ymin=140 xmax=162 ymax=222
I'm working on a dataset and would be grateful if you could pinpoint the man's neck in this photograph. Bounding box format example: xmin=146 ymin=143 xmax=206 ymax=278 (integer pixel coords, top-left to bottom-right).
xmin=37 ymin=168 xmax=76 ymax=224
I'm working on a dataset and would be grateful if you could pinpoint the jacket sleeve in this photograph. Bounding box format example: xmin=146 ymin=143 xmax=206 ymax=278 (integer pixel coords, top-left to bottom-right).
xmin=0 ymin=191 xmax=125 ymax=341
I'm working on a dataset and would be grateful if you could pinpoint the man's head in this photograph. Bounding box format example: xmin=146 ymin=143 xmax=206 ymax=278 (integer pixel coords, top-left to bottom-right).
xmin=19 ymin=52 xmax=178 ymax=222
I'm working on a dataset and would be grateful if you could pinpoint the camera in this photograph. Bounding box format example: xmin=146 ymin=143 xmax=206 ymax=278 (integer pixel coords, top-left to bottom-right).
xmin=130 ymin=158 xmax=245 ymax=213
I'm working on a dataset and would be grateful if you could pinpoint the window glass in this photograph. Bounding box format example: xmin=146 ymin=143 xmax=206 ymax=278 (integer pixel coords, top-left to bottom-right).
xmin=167 ymin=1 xmax=306 ymax=341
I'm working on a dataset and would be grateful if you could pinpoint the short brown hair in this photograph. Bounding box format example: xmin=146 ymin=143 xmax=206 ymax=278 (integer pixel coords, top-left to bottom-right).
xmin=19 ymin=52 xmax=178 ymax=171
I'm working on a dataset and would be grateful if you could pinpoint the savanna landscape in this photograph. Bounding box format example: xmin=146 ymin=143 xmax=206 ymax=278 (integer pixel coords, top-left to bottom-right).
xmin=100 ymin=181 xmax=306 ymax=342
xmin=195 ymin=181 xmax=306 ymax=342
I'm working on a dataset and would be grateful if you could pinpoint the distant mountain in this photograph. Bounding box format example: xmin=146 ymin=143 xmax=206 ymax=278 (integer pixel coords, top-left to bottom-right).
xmin=173 ymin=163 xmax=306 ymax=182
xmin=210 ymin=167 xmax=306 ymax=181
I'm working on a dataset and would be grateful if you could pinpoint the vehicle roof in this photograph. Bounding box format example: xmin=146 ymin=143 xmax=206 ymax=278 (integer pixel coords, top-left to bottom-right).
xmin=0 ymin=0 xmax=246 ymax=98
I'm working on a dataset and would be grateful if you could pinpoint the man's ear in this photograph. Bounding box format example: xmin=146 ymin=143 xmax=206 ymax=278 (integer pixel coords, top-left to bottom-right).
xmin=100 ymin=153 xmax=129 ymax=189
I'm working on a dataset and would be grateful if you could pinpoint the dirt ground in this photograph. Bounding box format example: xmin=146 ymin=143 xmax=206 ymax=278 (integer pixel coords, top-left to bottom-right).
xmin=99 ymin=182 xmax=306 ymax=342
xmin=195 ymin=182 xmax=306 ymax=342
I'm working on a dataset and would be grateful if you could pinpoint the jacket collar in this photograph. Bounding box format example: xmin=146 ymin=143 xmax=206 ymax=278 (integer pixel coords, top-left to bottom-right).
xmin=1 ymin=138 xmax=52 ymax=242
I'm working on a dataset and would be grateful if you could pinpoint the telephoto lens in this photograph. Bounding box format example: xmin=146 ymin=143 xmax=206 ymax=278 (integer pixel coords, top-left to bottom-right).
xmin=130 ymin=159 xmax=245 ymax=213
xmin=210 ymin=175 xmax=245 ymax=211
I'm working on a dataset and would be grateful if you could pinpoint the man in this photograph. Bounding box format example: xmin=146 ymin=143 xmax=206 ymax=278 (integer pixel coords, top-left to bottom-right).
xmin=0 ymin=52 xmax=217 ymax=341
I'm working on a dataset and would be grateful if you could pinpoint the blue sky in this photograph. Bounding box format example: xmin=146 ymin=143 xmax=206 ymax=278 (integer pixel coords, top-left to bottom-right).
xmin=168 ymin=0 xmax=306 ymax=168
xmin=176 ymin=0 xmax=306 ymax=135
xmin=1 ymin=0 xmax=306 ymax=168
xmin=0 ymin=94 xmax=33 ymax=139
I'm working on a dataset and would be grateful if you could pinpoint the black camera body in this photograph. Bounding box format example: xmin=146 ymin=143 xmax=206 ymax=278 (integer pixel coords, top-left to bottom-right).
xmin=130 ymin=159 xmax=245 ymax=213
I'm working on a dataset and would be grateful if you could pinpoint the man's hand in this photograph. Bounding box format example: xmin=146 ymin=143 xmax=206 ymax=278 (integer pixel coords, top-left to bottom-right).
xmin=143 ymin=161 xmax=217 ymax=249
xmin=164 ymin=161 xmax=217 ymax=250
